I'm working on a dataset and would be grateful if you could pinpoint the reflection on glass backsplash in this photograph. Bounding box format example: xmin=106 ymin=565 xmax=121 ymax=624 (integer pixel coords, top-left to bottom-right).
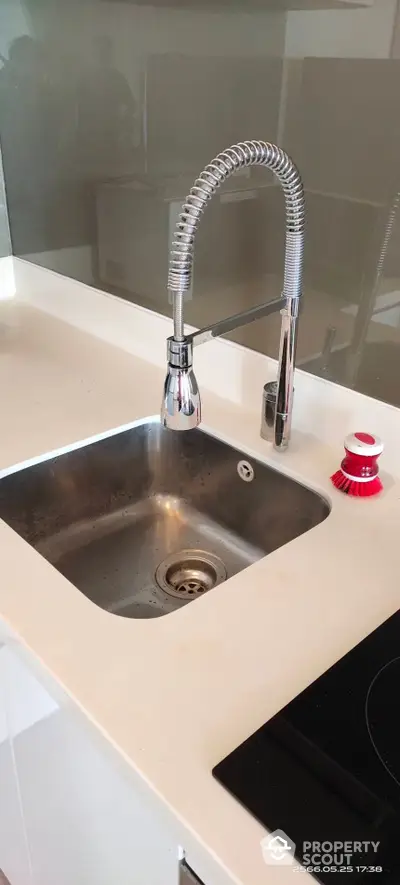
xmin=1 ymin=0 xmax=400 ymax=407
xmin=0 ymin=141 xmax=10 ymax=257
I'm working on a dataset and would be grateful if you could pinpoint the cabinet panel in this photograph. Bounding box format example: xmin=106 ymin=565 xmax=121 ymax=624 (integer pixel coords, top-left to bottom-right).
xmin=0 ymin=648 xmax=32 ymax=885
xmin=6 ymin=650 xmax=177 ymax=885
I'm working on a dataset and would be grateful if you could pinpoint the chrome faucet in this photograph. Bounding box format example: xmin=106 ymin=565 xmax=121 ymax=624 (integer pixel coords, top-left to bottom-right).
xmin=161 ymin=141 xmax=305 ymax=450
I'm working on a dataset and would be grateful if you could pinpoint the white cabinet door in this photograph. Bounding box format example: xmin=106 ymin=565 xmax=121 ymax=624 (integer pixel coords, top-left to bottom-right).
xmin=0 ymin=646 xmax=32 ymax=885
xmin=6 ymin=648 xmax=178 ymax=885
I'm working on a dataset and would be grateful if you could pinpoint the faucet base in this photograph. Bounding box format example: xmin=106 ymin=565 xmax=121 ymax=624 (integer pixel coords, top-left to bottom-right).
xmin=261 ymin=381 xmax=292 ymax=450
xmin=260 ymin=381 xmax=277 ymax=443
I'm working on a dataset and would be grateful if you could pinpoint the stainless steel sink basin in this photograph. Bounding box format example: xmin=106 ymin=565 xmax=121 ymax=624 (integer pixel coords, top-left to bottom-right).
xmin=0 ymin=419 xmax=329 ymax=618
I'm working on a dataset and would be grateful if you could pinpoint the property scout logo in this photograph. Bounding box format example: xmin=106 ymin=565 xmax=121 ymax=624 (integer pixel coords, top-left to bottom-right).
xmin=261 ymin=830 xmax=382 ymax=874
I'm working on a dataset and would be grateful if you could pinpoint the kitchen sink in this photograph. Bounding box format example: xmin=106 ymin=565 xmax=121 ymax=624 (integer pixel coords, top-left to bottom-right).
xmin=0 ymin=419 xmax=329 ymax=618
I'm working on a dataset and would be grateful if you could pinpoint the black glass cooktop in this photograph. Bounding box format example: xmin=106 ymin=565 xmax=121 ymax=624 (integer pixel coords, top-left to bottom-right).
xmin=213 ymin=610 xmax=400 ymax=883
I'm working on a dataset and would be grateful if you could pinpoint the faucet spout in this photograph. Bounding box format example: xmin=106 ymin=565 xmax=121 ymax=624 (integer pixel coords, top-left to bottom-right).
xmin=161 ymin=140 xmax=305 ymax=449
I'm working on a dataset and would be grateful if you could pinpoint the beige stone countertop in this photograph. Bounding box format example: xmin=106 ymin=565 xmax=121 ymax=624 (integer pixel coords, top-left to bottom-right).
xmin=0 ymin=298 xmax=399 ymax=885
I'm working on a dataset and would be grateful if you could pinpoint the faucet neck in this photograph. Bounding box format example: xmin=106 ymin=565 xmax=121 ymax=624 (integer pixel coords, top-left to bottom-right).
xmin=168 ymin=140 xmax=305 ymax=340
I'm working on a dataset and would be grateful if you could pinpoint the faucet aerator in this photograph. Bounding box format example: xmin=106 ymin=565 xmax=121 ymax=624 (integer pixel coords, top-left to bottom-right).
xmin=161 ymin=365 xmax=201 ymax=431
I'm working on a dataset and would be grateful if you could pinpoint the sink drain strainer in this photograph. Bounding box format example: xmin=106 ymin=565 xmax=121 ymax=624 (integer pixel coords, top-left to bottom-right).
xmin=155 ymin=549 xmax=227 ymax=600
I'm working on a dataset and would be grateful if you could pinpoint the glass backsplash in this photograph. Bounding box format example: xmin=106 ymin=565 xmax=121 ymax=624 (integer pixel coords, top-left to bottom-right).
xmin=1 ymin=0 xmax=400 ymax=407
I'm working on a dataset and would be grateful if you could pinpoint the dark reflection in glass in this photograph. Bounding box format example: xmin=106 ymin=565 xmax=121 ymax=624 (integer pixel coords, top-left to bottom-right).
xmin=76 ymin=36 xmax=137 ymax=175
xmin=1 ymin=0 xmax=400 ymax=407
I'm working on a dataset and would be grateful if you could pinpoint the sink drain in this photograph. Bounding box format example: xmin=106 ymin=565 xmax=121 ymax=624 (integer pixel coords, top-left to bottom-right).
xmin=155 ymin=550 xmax=227 ymax=600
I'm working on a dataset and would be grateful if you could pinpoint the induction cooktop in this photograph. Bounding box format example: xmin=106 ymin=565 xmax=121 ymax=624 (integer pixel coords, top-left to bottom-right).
xmin=213 ymin=610 xmax=400 ymax=883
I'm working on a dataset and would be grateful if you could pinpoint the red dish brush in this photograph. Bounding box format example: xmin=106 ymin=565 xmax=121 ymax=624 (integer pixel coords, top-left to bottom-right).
xmin=331 ymin=432 xmax=384 ymax=497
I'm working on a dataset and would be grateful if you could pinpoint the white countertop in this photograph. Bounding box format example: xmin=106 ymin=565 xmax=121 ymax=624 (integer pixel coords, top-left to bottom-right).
xmin=0 ymin=271 xmax=399 ymax=885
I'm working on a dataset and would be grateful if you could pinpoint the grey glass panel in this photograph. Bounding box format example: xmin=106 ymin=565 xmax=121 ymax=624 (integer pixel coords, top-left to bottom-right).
xmin=1 ymin=0 xmax=400 ymax=408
